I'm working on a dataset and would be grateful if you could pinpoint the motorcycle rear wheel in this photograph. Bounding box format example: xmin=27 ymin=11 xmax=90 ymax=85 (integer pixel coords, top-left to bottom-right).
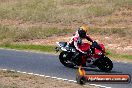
xmin=59 ymin=51 xmax=75 ymax=68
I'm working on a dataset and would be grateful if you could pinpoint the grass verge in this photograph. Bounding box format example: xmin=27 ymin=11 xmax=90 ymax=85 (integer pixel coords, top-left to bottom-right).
xmin=0 ymin=44 xmax=131 ymax=61
xmin=0 ymin=44 xmax=55 ymax=53
xmin=0 ymin=24 xmax=73 ymax=43
xmin=0 ymin=24 xmax=131 ymax=44
xmin=106 ymin=49 xmax=132 ymax=60
xmin=109 ymin=53 xmax=132 ymax=60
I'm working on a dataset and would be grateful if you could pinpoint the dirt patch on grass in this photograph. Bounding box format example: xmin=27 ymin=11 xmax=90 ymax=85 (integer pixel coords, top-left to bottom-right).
xmin=18 ymin=36 xmax=71 ymax=45
xmin=0 ymin=70 xmax=97 ymax=88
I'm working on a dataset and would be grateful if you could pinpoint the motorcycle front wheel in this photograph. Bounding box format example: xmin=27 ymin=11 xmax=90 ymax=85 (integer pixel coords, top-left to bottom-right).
xmin=96 ymin=56 xmax=113 ymax=72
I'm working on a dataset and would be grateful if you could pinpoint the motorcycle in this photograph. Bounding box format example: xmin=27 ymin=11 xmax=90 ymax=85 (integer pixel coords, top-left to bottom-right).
xmin=55 ymin=41 xmax=113 ymax=72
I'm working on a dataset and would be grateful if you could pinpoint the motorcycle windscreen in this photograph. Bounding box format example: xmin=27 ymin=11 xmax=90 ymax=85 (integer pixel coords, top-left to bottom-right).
xmin=78 ymin=43 xmax=90 ymax=52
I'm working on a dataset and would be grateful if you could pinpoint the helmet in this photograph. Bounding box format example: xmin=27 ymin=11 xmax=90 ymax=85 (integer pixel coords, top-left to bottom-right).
xmin=78 ymin=25 xmax=89 ymax=38
xmin=79 ymin=25 xmax=89 ymax=33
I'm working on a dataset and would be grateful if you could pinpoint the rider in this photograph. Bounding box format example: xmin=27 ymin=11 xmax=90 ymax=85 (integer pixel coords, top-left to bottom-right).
xmin=68 ymin=25 xmax=95 ymax=64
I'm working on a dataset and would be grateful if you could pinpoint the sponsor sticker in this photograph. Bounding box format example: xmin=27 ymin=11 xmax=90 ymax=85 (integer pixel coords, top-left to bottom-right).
xmin=85 ymin=74 xmax=131 ymax=83
xmin=77 ymin=66 xmax=131 ymax=84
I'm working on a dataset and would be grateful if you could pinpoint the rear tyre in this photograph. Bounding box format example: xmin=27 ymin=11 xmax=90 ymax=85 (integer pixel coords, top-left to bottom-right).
xmin=59 ymin=51 xmax=75 ymax=68
xmin=96 ymin=56 xmax=113 ymax=72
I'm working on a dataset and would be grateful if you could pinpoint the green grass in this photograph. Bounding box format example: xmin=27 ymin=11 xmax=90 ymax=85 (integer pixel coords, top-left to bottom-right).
xmin=110 ymin=53 xmax=132 ymax=60
xmin=106 ymin=49 xmax=132 ymax=60
xmin=121 ymin=55 xmax=132 ymax=59
xmin=0 ymin=44 xmax=55 ymax=53
xmin=0 ymin=43 xmax=131 ymax=60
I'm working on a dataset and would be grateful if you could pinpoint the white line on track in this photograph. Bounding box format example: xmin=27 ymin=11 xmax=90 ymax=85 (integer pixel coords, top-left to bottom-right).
xmin=89 ymin=84 xmax=111 ymax=88
xmin=51 ymin=76 xmax=57 ymax=79
xmin=45 ymin=76 xmax=50 ymax=78
xmin=27 ymin=73 xmax=34 ymax=75
xmin=0 ymin=68 xmax=111 ymax=88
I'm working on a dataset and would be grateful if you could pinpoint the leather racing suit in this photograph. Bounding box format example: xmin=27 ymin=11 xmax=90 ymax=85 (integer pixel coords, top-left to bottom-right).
xmin=68 ymin=30 xmax=93 ymax=53
xmin=68 ymin=30 xmax=94 ymax=64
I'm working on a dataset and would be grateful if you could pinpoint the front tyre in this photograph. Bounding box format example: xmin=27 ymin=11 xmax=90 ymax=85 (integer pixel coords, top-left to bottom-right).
xmin=59 ymin=51 xmax=75 ymax=68
xmin=96 ymin=56 xmax=113 ymax=72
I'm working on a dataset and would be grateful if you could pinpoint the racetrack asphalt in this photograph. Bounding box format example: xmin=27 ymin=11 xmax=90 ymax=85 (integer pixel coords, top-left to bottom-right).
xmin=0 ymin=49 xmax=131 ymax=88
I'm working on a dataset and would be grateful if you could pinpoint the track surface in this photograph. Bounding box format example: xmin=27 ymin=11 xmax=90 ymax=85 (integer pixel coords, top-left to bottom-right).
xmin=0 ymin=49 xmax=131 ymax=88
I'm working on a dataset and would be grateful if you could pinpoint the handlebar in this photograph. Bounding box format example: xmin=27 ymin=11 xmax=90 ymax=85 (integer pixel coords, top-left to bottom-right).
xmin=92 ymin=41 xmax=104 ymax=52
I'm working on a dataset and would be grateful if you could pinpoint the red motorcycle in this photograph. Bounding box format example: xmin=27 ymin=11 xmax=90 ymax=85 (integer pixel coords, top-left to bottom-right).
xmin=55 ymin=41 xmax=113 ymax=72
